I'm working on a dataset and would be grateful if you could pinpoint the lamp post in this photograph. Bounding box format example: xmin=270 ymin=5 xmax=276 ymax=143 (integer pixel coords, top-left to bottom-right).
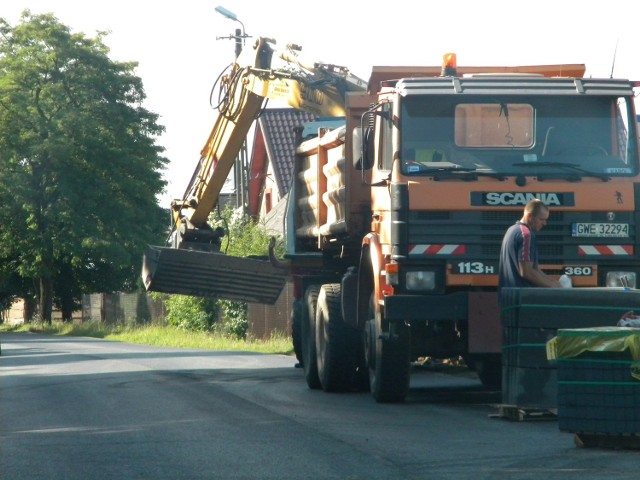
xmin=214 ymin=6 xmax=246 ymax=59
xmin=215 ymin=5 xmax=249 ymax=214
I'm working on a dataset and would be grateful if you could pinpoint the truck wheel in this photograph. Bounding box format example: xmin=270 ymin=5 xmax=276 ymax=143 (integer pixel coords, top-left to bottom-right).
xmin=315 ymin=283 xmax=357 ymax=392
xmin=473 ymin=354 xmax=502 ymax=388
xmin=364 ymin=294 xmax=411 ymax=403
xmin=301 ymin=285 xmax=321 ymax=389
xmin=291 ymin=299 xmax=304 ymax=366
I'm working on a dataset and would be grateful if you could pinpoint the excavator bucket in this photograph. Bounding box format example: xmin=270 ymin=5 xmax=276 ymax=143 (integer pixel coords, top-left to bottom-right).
xmin=142 ymin=246 xmax=288 ymax=304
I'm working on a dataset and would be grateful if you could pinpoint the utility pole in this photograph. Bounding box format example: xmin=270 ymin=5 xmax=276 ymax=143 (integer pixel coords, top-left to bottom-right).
xmin=215 ymin=6 xmax=250 ymax=215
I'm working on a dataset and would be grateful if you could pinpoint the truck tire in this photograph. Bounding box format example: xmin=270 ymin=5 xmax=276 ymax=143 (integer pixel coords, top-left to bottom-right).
xmin=301 ymin=285 xmax=321 ymax=389
xmin=365 ymin=294 xmax=411 ymax=403
xmin=476 ymin=355 xmax=502 ymax=388
xmin=291 ymin=299 xmax=304 ymax=366
xmin=315 ymin=283 xmax=357 ymax=392
xmin=471 ymin=354 xmax=502 ymax=388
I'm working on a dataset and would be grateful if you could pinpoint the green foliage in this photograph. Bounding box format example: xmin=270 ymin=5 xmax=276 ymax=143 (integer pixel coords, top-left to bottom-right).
xmin=0 ymin=320 xmax=295 ymax=355
xmin=164 ymin=295 xmax=218 ymax=332
xmin=214 ymin=205 xmax=276 ymax=338
xmin=213 ymin=205 xmax=274 ymax=258
xmin=217 ymin=300 xmax=248 ymax=339
xmin=160 ymin=204 xmax=279 ymax=338
xmin=0 ymin=12 xmax=169 ymax=322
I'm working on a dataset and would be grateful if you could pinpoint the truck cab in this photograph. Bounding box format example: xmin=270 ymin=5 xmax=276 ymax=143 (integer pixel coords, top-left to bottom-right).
xmin=357 ymin=66 xmax=640 ymax=394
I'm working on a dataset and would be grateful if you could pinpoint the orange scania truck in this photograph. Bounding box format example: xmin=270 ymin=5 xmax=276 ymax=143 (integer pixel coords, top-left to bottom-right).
xmin=144 ymin=38 xmax=640 ymax=402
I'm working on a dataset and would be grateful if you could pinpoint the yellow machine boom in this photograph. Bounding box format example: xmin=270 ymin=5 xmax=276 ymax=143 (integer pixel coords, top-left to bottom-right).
xmin=143 ymin=37 xmax=366 ymax=302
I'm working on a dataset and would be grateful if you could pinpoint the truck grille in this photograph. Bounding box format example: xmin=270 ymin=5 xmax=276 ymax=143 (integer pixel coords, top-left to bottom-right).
xmin=406 ymin=210 xmax=636 ymax=263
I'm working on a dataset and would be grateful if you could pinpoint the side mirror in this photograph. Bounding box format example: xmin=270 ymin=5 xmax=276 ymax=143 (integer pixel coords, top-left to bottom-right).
xmin=353 ymin=126 xmax=374 ymax=171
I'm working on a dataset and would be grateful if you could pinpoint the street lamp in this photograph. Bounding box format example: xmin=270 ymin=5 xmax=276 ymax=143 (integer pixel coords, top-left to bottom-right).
xmin=215 ymin=5 xmax=249 ymax=213
xmin=215 ymin=5 xmax=246 ymax=57
xmin=214 ymin=6 xmax=245 ymax=35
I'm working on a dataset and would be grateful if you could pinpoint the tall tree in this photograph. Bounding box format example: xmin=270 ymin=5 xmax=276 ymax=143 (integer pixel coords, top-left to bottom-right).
xmin=0 ymin=11 xmax=168 ymax=323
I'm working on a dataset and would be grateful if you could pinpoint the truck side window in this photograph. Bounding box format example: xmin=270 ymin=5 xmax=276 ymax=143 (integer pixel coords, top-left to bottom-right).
xmin=379 ymin=103 xmax=394 ymax=171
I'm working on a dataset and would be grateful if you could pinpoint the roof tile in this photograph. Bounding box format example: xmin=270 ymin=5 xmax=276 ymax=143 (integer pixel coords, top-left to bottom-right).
xmin=255 ymin=108 xmax=317 ymax=196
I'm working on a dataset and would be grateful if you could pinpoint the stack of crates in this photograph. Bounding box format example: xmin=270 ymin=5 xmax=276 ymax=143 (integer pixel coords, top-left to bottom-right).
xmin=500 ymin=287 xmax=640 ymax=410
xmin=549 ymin=327 xmax=640 ymax=435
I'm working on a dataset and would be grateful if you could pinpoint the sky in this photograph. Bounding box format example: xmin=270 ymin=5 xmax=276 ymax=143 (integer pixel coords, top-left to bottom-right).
xmin=2 ymin=0 xmax=639 ymax=206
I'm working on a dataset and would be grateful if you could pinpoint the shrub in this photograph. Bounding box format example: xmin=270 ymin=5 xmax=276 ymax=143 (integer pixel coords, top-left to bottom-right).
xmin=209 ymin=206 xmax=275 ymax=338
xmin=164 ymin=295 xmax=218 ymax=332
xmin=218 ymin=300 xmax=248 ymax=339
xmin=159 ymin=204 xmax=279 ymax=336
xmin=158 ymin=206 xmax=280 ymax=339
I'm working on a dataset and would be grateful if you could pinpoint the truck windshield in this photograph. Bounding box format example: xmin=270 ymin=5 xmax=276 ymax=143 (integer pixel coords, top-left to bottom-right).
xmin=400 ymin=95 xmax=639 ymax=177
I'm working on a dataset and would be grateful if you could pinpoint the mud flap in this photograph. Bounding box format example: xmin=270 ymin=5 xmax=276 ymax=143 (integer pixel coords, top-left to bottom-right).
xmin=142 ymin=246 xmax=288 ymax=304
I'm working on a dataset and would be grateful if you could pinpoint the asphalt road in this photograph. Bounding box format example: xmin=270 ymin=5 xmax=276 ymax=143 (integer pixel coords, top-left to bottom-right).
xmin=1 ymin=332 xmax=637 ymax=480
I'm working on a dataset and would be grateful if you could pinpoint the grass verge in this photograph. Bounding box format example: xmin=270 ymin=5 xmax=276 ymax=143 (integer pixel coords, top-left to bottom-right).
xmin=0 ymin=321 xmax=295 ymax=356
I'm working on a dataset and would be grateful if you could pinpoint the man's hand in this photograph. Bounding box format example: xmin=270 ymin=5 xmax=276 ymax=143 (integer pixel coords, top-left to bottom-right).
xmin=520 ymin=261 xmax=562 ymax=288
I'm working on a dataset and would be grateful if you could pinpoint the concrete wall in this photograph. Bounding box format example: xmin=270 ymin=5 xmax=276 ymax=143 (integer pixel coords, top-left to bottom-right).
xmin=3 ymin=294 xmax=166 ymax=325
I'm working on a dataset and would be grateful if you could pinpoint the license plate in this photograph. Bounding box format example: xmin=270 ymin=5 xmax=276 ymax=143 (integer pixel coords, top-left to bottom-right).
xmin=571 ymin=223 xmax=629 ymax=237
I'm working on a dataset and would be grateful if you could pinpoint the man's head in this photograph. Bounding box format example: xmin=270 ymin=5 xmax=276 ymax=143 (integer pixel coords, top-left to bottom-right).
xmin=522 ymin=199 xmax=549 ymax=232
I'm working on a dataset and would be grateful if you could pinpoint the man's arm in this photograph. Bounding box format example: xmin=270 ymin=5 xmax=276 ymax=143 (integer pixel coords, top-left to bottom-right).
xmin=520 ymin=261 xmax=562 ymax=288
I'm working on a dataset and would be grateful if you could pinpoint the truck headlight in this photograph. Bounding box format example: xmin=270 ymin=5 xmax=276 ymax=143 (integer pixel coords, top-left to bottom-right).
xmin=405 ymin=270 xmax=436 ymax=291
xmin=606 ymin=271 xmax=636 ymax=288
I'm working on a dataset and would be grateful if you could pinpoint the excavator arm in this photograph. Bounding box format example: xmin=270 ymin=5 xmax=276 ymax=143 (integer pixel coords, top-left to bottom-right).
xmin=168 ymin=37 xmax=275 ymax=248
xmin=142 ymin=37 xmax=365 ymax=302
xmin=170 ymin=37 xmax=365 ymax=249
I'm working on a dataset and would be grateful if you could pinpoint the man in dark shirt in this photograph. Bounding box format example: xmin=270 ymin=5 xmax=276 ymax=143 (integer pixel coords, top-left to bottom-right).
xmin=498 ymin=199 xmax=561 ymax=302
